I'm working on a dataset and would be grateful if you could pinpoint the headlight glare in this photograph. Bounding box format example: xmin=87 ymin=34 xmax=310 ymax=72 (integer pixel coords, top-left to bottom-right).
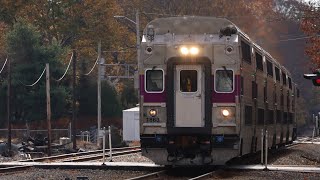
xmin=222 ymin=109 xmax=230 ymax=117
xmin=180 ymin=46 xmax=189 ymax=55
xmin=149 ymin=109 xmax=157 ymax=117
xmin=190 ymin=47 xmax=199 ymax=55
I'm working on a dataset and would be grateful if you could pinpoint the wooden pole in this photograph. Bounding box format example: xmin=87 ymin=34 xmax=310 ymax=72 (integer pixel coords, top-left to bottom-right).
xmin=7 ymin=58 xmax=11 ymax=154
xmin=72 ymin=50 xmax=77 ymax=150
xmin=46 ymin=63 xmax=52 ymax=156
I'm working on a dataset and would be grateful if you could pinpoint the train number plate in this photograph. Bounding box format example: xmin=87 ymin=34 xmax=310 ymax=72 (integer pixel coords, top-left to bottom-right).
xmin=146 ymin=117 xmax=160 ymax=123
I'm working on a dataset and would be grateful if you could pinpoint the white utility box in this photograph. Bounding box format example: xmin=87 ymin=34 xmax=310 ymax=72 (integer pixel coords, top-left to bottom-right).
xmin=122 ymin=107 xmax=140 ymax=141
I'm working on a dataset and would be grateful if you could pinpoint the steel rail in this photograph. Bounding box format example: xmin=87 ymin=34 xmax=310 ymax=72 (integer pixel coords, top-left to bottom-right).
xmin=20 ymin=146 xmax=140 ymax=162
xmin=0 ymin=165 xmax=32 ymax=174
xmin=62 ymin=149 xmax=141 ymax=162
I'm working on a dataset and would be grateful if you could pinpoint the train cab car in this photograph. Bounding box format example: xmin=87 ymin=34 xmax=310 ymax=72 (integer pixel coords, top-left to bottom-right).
xmin=138 ymin=16 xmax=297 ymax=166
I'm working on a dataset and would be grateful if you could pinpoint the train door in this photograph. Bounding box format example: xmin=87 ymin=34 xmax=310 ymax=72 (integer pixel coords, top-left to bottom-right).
xmin=174 ymin=65 xmax=205 ymax=127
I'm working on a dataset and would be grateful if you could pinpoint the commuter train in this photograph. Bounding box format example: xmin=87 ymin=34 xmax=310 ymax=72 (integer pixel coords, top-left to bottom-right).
xmin=138 ymin=16 xmax=298 ymax=165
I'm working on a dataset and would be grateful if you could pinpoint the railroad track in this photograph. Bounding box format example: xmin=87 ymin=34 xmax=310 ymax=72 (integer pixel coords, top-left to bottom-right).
xmin=20 ymin=146 xmax=140 ymax=162
xmin=0 ymin=165 xmax=32 ymax=174
xmin=62 ymin=149 xmax=141 ymax=162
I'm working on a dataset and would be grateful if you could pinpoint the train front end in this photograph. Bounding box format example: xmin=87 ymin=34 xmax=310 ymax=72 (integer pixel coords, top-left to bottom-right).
xmin=139 ymin=17 xmax=241 ymax=165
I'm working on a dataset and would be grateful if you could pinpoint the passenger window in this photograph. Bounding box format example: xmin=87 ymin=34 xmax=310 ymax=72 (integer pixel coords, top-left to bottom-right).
xmin=282 ymin=72 xmax=287 ymax=85
xmin=276 ymin=110 xmax=281 ymax=124
xmin=255 ymin=52 xmax=263 ymax=71
xmin=145 ymin=70 xmax=164 ymax=92
xmin=283 ymin=112 xmax=288 ymax=124
xmin=241 ymin=40 xmax=251 ymax=64
xmin=288 ymin=77 xmax=292 ymax=89
xmin=180 ymin=70 xmax=197 ymax=92
xmin=275 ymin=67 xmax=280 ymax=81
xmin=266 ymin=59 xmax=273 ymax=77
xmin=252 ymin=81 xmax=257 ymax=99
xmin=245 ymin=106 xmax=253 ymax=125
xmin=258 ymin=108 xmax=264 ymax=125
xmin=241 ymin=76 xmax=244 ymax=95
xmin=215 ymin=70 xmax=233 ymax=92
xmin=268 ymin=109 xmax=274 ymax=124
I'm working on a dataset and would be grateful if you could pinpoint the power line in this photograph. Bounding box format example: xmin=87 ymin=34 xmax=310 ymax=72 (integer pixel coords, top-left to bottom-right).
xmin=0 ymin=57 xmax=8 ymax=74
xmin=279 ymin=35 xmax=320 ymax=42
xmin=84 ymin=55 xmax=99 ymax=76
xmin=54 ymin=52 xmax=73 ymax=81
xmin=19 ymin=67 xmax=46 ymax=87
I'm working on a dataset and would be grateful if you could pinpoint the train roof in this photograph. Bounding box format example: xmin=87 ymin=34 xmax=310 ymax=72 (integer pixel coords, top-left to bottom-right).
xmin=143 ymin=16 xmax=292 ymax=77
xmin=143 ymin=16 xmax=234 ymax=35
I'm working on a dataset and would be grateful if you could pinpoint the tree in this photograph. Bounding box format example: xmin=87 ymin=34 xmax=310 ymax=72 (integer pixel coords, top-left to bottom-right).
xmin=0 ymin=22 xmax=71 ymax=125
xmin=300 ymin=2 xmax=320 ymax=68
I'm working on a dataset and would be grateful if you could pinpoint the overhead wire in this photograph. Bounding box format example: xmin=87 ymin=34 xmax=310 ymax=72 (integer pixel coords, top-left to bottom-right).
xmin=19 ymin=67 xmax=46 ymax=87
xmin=54 ymin=52 xmax=73 ymax=81
xmin=0 ymin=56 xmax=8 ymax=74
xmin=279 ymin=35 xmax=320 ymax=42
xmin=84 ymin=55 xmax=99 ymax=76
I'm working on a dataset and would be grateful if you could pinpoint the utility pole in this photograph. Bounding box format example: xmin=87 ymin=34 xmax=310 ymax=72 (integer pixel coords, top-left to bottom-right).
xmin=72 ymin=50 xmax=77 ymax=150
xmin=97 ymin=41 xmax=102 ymax=147
xmin=7 ymin=58 xmax=11 ymax=155
xmin=46 ymin=63 xmax=52 ymax=156
xmin=135 ymin=10 xmax=143 ymax=130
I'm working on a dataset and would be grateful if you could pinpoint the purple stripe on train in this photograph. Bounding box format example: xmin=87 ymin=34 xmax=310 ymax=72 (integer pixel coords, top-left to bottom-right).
xmin=140 ymin=75 xmax=240 ymax=103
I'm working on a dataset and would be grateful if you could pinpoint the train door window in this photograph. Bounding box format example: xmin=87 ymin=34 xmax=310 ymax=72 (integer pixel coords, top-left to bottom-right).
xmin=245 ymin=105 xmax=253 ymax=125
xmin=252 ymin=81 xmax=257 ymax=99
xmin=258 ymin=108 xmax=264 ymax=125
xmin=275 ymin=67 xmax=280 ymax=82
xmin=215 ymin=69 xmax=233 ymax=93
xmin=241 ymin=40 xmax=251 ymax=64
xmin=268 ymin=109 xmax=274 ymax=124
xmin=282 ymin=72 xmax=287 ymax=85
xmin=280 ymin=94 xmax=284 ymax=107
xmin=288 ymin=77 xmax=292 ymax=89
xmin=266 ymin=59 xmax=273 ymax=77
xmin=297 ymin=88 xmax=300 ymax=98
xmin=276 ymin=110 xmax=281 ymax=124
xmin=256 ymin=52 xmax=263 ymax=71
xmin=180 ymin=70 xmax=197 ymax=92
xmin=145 ymin=69 xmax=164 ymax=93
xmin=274 ymin=92 xmax=277 ymax=103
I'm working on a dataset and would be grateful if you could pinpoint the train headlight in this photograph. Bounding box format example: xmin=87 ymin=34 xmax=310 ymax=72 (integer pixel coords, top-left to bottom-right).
xmin=190 ymin=47 xmax=199 ymax=55
xmin=149 ymin=109 xmax=157 ymax=117
xmin=222 ymin=109 xmax=230 ymax=117
xmin=180 ymin=46 xmax=189 ymax=55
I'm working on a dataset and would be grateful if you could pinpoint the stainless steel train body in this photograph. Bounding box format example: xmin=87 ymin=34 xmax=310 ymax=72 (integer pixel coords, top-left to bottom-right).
xmin=138 ymin=16 xmax=298 ymax=165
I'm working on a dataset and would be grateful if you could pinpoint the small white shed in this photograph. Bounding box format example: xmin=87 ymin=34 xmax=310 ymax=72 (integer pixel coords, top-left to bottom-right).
xmin=122 ymin=107 xmax=140 ymax=141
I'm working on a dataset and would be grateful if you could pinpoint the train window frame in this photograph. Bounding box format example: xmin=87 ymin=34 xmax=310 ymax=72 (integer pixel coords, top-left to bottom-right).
xmin=266 ymin=59 xmax=273 ymax=77
xmin=255 ymin=52 xmax=263 ymax=71
xmin=257 ymin=108 xmax=264 ymax=125
xmin=282 ymin=72 xmax=287 ymax=86
xmin=276 ymin=110 xmax=281 ymax=124
xmin=179 ymin=69 xmax=198 ymax=93
xmin=268 ymin=109 xmax=274 ymax=124
xmin=244 ymin=105 xmax=253 ymax=125
xmin=214 ymin=68 xmax=235 ymax=93
xmin=144 ymin=68 xmax=165 ymax=93
xmin=275 ymin=66 xmax=280 ymax=82
xmin=241 ymin=40 xmax=252 ymax=64
xmin=288 ymin=77 xmax=292 ymax=89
